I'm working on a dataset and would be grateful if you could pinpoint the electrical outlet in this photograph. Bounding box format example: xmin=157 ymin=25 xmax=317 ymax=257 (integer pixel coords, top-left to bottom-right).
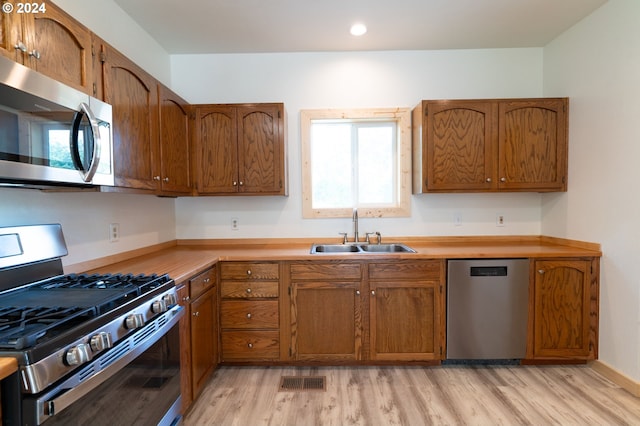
xmin=454 ymin=213 xmax=462 ymax=227
xmin=109 ymin=223 xmax=120 ymax=242
xmin=231 ymin=217 xmax=239 ymax=231
xmin=496 ymin=214 xmax=505 ymax=227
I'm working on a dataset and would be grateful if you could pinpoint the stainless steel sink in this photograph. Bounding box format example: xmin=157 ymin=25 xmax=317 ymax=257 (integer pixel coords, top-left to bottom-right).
xmin=310 ymin=243 xmax=415 ymax=254
xmin=359 ymin=243 xmax=416 ymax=253
xmin=311 ymin=244 xmax=361 ymax=253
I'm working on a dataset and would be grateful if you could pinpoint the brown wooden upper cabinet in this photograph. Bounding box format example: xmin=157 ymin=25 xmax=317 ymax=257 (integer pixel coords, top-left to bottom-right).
xmin=0 ymin=2 xmax=93 ymax=94
xmin=193 ymin=103 xmax=287 ymax=196
xmin=412 ymin=98 xmax=568 ymax=193
xmin=158 ymin=84 xmax=192 ymax=195
xmin=98 ymin=41 xmax=159 ymax=191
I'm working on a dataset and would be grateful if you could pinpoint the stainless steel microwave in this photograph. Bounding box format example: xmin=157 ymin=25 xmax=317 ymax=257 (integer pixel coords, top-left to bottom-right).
xmin=0 ymin=55 xmax=114 ymax=187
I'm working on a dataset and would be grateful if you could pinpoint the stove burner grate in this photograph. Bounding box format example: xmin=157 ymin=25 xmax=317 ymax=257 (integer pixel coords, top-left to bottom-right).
xmin=0 ymin=305 xmax=97 ymax=350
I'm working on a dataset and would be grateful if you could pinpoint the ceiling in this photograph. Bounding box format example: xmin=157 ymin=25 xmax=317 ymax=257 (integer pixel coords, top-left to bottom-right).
xmin=114 ymin=0 xmax=607 ymax=55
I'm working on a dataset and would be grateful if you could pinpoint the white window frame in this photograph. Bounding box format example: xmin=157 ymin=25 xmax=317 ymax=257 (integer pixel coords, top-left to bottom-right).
xmin=301 ymin=107 xmax=412 ymax=219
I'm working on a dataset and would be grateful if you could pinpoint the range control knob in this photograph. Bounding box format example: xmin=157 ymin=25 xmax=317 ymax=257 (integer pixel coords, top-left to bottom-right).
xmin=162 ymin=293 xmax=177 ymax=307
xmin=151 ymin=299 xmax=168 ymax=314
xmin=124 ymin=313 xmax=145 ymax=329
xmin=65 ymin=343 xmax=91 ymax=366
xmin=90 ymin=332 xmax=113 ymax=352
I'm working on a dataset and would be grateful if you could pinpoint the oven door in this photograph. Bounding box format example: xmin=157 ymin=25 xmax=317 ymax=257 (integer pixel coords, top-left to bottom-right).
xmin=19 ymin=306 xmax=183 ymax=426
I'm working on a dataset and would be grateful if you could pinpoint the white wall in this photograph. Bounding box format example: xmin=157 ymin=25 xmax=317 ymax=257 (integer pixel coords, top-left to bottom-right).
xmin=542 ymin=0 xmax=640 ymax=381
xmin=0 ymin=188 xmax=176 ymax=267
xmin=172 ymin=49 xmax=545 ymax=240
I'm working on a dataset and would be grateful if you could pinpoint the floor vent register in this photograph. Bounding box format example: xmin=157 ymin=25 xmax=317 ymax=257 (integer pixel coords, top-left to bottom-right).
xmin=279 ymin=376 xmax=326 ymax=392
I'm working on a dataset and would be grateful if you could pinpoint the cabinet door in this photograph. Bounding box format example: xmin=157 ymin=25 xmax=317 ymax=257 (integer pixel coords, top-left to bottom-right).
xmin=290 ymin=281 xmax=362 ymax=361
xmin=0 ymin=10 xmax=21 ymax=62
xmin=195 ymin=106 xmax=239 ymax=194
xmin=28 ymin=3 xmax=93 ymax=94
xmin=101 ymin=44 xmax=159 ymax=190
xmin=424 ymin=100 xmax=496 ymax=191
xmin=370 ymin=281 xmax=441 ymax=361
xmin=158 ymin=84 xmax=191 ymax=194
xmin=237 ymin=104 xmax=285 ymax=194
xmin=498 ymin=99 xmax=568 ymax=191
xmin=190 ymin=287 xmax=217 ymax=398
xmin=176 ymin=284 xmax=192 ymax=413
xmin=532 ymin=259 xmax=592 ymax=359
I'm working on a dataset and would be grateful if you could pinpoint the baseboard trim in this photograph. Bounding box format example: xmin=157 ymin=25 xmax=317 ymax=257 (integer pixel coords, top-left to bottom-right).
xmin=591 ymin=360 xmax=640 ymax=397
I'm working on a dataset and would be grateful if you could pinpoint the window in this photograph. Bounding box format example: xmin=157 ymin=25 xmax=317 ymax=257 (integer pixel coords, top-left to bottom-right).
xmin=301 ymin=108 xmax=411 ymax=218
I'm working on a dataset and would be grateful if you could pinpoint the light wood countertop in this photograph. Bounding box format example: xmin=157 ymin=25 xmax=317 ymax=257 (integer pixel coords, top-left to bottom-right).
xmin=0 ymin=357 xmax=17 ymax=380
xmin=78 ymin=236 xmax=601 ymax=283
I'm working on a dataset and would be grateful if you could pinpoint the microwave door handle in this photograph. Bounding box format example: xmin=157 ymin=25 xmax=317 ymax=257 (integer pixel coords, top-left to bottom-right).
xmin=71 ymin=103 xmax=102 ymax=182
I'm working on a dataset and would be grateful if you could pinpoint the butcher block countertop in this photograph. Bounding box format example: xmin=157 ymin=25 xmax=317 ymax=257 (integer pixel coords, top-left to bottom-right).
xmin=0 ymin=357 xmax=17 ymax=380
xmin=74 ymin=236 xmax=602 ymax=284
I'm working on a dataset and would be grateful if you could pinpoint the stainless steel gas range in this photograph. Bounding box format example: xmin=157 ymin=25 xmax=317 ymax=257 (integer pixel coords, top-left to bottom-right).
xmin=0 ymin=224 xmax=183 ymax=426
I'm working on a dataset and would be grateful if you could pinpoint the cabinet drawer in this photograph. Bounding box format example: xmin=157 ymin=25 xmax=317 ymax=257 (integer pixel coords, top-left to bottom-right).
xmin=221 ymin=330 xmax=280 ymax=361
xmin=369 ymin=260 xmax=442 ymax=280
xmin=190 ymin=267 xmax=216 ymax=299
xmin=221 ymin=281 xmax=279 ymax=299
xmin=290 ymin=262 xmax=362 ymax=280
xmin=220 ymin=300 xmax=279 ymax=329
xmin=221 ymin=262 xmax=279 ymax=280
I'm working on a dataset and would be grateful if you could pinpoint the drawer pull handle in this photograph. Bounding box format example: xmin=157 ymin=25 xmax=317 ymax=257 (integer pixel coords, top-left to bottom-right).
xmin=246 ymin=313 xmax=252 ymax=319
xmin=203 ymin=278 xmax=210 ymax=283
xmin=247 ymin=343 xmax=253 ymax=348
xmin=246 ymin=288 xmax=252 ymax=294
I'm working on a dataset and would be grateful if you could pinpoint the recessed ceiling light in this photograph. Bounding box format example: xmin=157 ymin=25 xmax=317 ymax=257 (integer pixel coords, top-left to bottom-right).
xmin=350 ymin=23 xmax=367 ymax=37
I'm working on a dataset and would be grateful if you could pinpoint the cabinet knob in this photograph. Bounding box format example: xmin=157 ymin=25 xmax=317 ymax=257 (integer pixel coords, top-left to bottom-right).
xmin=14 ymin=42 xmax=27 ymax=52
xmin=239 ymin=181 xmax=244 ymax=186
xmin=163 ymin=177 xmax=169 ymax=182
xmin=29 ymin=50 xmax=41 ymax=60
xmin=192 ymin=311 xmax=199 ymax=317
xmin=246 ymin=313 xmax=252 ymax=319
xmin=356 ymin=290 xmax=360 ymax=295
xmin=247 ymin=270 xmax=252 ymax=276
xmin=203 ymin=278 xmax=210 ymax=283
xmin=182 ymin=296 xmax=190 ymax=302
xmin=246 ymin=288 xmax=252 ymax=294
xmin=371 ymin=290 xmax=376 ymax=296
xmin=500 ymin=177 xmax=506 ymax=182
xmin=247 ymin=343 xmax=253 ymax=348
xmin=486 ymin=177 xmax=492 ymax=182
xmin=538 ymin=269 xmax=545 ymax=274
xmin=233 ymin=181 xmax=238 ymax=186
xmin=153 ymin=176 xmax=161 ymax=181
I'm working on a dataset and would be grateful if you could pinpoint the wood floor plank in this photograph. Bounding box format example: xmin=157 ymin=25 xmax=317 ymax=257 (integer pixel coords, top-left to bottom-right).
xmin=183 ymin=365 xmax=640 ymax=425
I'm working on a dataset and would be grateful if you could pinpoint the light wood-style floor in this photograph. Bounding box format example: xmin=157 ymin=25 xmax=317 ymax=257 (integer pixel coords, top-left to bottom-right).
xmin=184 ymin=365 xmax=640 ymax=425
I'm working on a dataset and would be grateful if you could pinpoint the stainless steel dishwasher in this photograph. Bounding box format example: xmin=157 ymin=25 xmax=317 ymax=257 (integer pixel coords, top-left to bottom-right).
xmin=447 ymin=259 xmax=529 ymax=360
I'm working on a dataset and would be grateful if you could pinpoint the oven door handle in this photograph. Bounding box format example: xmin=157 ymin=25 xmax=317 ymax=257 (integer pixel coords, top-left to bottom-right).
xmin=33 ymin=306 xmax=183 ymax=425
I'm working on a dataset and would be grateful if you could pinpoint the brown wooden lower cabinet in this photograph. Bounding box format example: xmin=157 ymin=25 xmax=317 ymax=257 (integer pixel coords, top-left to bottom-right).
xmin=291 ymin=280 xmax=363 ymax=361
xmin=178 ymin=266 xmax=218 ymax=413
xmin=219 ymin=262 xmax=281 ymax=362
xmin=369 ymin=260 xmax=445 ymax=361
xmin=527 ymin=258 xmax=598 ymax=360
xmin=286 ymin=260 xmax=446 ymax=362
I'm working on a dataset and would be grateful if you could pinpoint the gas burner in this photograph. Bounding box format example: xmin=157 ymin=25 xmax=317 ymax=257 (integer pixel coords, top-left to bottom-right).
xmin=0 ymin=306 xmax=97 ymax=350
